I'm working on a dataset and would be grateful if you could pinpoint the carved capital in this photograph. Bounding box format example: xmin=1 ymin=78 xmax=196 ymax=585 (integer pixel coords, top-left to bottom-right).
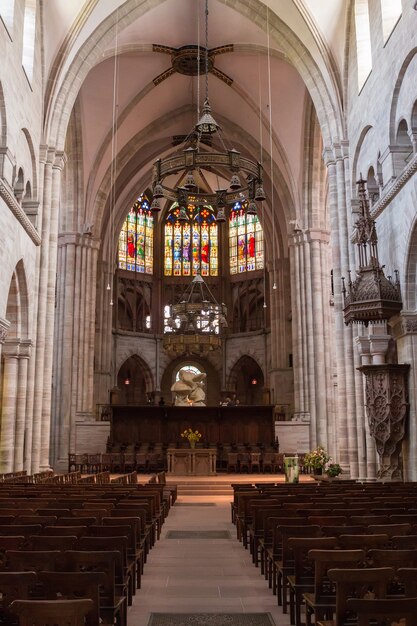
xmin=358 ymin=363 xmax=410 ymax=480
xmin=0 ymin=317 xmax=11 ymax=344
xmin=2 ymin=338 xmax=21 ymax=358
xmin=390 ymin=313 xmax=417 ymax=339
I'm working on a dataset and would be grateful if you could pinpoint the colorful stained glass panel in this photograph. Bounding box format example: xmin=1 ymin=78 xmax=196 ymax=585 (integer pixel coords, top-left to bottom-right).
xmin=117 ymin=196 xmax=154 ymax=274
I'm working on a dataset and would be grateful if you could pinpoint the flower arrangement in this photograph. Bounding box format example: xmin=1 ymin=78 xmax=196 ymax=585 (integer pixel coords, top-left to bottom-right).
xmin=325 ymin=462 xmax=342 ymax=478
xmin=180 ymin=428 xmax=202 ymax=447
xmin=303 ymin=446 xmax=330 ymax=471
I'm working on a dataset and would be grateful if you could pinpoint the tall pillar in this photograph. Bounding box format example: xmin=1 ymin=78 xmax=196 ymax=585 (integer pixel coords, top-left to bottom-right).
xmin=14 ymin=340 xmax=32 ymax=471
xmin=25 ymin=147 xmax=48 ymax=473
xmin=52 ymin=231 xmax=100 ymax=470
xmin=39 ymin=151 xmax=66 ymax=471
xmin=0 ymin=339 xmax=19 ymax=472
xmin=308 ymin=230 xmax=331 ymax=449
xmin=324 ymin=146 xmax=351 ymax=470
xmin=31 ymin=148 xmax=55 ymax=473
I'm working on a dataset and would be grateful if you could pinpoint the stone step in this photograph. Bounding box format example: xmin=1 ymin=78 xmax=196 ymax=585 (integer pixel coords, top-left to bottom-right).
xmin=168 ymin=479 xmax=233 ymax=496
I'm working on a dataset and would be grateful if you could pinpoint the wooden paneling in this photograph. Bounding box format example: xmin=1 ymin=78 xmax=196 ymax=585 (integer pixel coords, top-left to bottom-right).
xmin=110 ymin=405 xmax=275 ymax=445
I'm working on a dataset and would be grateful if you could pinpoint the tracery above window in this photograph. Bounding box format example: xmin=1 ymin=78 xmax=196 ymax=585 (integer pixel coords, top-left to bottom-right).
xmin=229 ymin=202 xmax=264 ymax=275
xmin=118 ymin=195 xmax=153 ymax=274
xmin=164 ymin=203 xmax=218 ymax=277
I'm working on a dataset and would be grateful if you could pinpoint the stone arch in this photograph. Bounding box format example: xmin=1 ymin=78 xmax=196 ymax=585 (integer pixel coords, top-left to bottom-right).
xmin=116 ymin=353 xmax=154 ymax=405
xmin=395 ymin=118 xmax=413 ymax=171
xmin=45 ymin=0 xmax=343 ymax=152
xmin=21 ymin=128 xmax=38 ymax=198
xmin=227 ymin=355 xmax=265 ymax=405
xmin=366 ymin=166 xmax=379 ymax=207
xmin=13 ymin=167 xmax=24 ymax=204
xmin=160 ymin=355 xmax=221 ymax=407
xmin=95 ymin=109 xmax=294 ymax=269
xmin=389 ymin=47 xmax=417 ymax=144
xmin=5 ymin=259 xmax=29 ymax=340
xmin=403 ymin=218 xmax=417 ymax=310
xmin=351 ymin=124 xmax=373 ymax=194
xmin=411 ymin=100 xmax=417 ymax=135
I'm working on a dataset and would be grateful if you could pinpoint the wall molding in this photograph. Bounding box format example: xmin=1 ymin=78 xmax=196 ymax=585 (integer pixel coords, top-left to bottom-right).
xmin=0 ymin=178 xmax=41 ymax=246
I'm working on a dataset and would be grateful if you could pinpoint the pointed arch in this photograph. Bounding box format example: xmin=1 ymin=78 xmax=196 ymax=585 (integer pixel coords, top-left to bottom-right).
xmin=5 ymin=259 xmax=29 ymax=340
xmin=116 ymin=354 xmax=154 ymax=405
xmin=227 ymin=355 xmax=265 ymax=405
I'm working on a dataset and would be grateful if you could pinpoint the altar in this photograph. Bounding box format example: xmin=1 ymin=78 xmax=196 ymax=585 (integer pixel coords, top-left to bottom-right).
xmin=167 ymin=447 xmax=217 ymax=475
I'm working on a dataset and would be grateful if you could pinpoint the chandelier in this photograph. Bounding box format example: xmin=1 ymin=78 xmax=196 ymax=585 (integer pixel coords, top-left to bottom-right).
xmin=149 ymin=0 xmax=266 ymax=221
xmin=163 ymin=274 xmax=227 ymax=355
xmin=342 ymin=176 xmax=402 ymax=326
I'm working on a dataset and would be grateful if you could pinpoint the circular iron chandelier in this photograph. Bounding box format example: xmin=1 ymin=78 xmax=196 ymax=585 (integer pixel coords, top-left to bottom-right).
xmin=149 ymin=0 xmax=266 ymax=223
xmin=155 ymin=0 xmax=264 ymax=355
xmin=163 ymin=274 xmax=227 ymax=355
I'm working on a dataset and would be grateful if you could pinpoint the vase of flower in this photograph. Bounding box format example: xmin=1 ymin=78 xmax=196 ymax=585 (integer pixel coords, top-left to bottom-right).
xmin=303 ymin=446 xmax=330 ymax=476
xmin=180 ymin=428 xmax=202 ymax=448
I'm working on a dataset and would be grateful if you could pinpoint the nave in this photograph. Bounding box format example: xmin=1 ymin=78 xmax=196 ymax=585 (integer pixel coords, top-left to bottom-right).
xmin=130 ymin=495 xmax=289 ymax=626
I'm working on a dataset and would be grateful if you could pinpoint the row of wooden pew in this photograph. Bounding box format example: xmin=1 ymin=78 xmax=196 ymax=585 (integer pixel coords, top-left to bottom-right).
xmin=232 ymin=481 xmax=417 ymax=626
xmin=0 ymin=478 xmax=176 ymax=626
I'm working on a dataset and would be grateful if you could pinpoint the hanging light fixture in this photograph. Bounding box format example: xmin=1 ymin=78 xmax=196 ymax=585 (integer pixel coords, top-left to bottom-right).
xmin=163 ymin=275 xmax=228 ymax=355
xmin=150 ymin=0 xmax=265 ymax=220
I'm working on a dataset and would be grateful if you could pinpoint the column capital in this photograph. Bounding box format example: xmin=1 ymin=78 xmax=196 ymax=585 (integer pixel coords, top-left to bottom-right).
xmin=0 ymin=317 xmax=11 ymax=344
xmin=19 ymin=339 xmax=33 ymax=359
xmin=323 ymin=140 xmax=349 ymax=166
xmin=2 ymin=338 xmax=20 ymax=358
xmin=390 ymin=312 xmax=417 ymax=339
xmin=305 ymin=229 xmax=331 ymax=244
xmin=53 ymin=151 xmax=67 ymax=171
xmin=354 ymin=335 xmax=372 ymax=365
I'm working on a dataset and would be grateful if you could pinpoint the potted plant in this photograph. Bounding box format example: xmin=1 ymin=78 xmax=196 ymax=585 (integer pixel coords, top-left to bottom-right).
xmin=325 ymin=462 xmax=342 ymax=478
xmin=303 ymin=446 xmax=330 ymax=475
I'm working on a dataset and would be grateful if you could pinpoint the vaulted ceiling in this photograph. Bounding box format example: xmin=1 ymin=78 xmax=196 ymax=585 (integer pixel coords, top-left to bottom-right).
xmin=42 ymin=0 xmax=348 ymax=236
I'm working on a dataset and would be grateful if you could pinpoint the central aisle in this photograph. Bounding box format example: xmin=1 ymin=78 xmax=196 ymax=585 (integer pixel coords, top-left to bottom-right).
xmin=129 ymin=495 xmax=291 ymax=626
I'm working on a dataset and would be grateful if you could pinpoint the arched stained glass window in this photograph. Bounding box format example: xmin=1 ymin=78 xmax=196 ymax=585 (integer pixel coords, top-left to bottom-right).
xmin=118 ymin=195 xmax=153 ymax=274
xmin=164 ymin=203 xmax=218 ymax=277
xmin=229 ymin=202 xmax=264 ymax=274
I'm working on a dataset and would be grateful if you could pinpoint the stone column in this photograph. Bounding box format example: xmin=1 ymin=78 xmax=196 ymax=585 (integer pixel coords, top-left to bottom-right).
xmin=14 ymin=340 xmax=32 ymax=471
xmin=0 ymin=339 xmax=19 ymax=472
xmin=290 ymin=232 xmax=311 ymax=424
xmin=308 ymin=229 xmax=331 ymax=449
xmin=52 ymin=233 xmax=100 ymax=470
xmin=40 ymin=151 xmax=66 ymax=471
xmin=31 ymin=148 xmax=55 ymax=473
xmin=24 ymin=147 xmax=48 ymax=473
xmin=324 ymin=145 xmax=354 ymax=472
xmin=355 ymin=335 xmax=377 ymax=478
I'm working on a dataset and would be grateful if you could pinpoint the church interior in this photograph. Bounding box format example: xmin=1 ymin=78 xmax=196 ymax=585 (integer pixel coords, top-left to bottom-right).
xmin=1 ymin=0 xmax=417 ymax=481
xmin=2 ymin=1 xmax=417 ymax=624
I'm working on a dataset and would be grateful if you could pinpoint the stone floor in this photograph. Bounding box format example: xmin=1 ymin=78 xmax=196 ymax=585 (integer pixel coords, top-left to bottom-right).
xmin=128 ymin=495 xmax=291 ymax=626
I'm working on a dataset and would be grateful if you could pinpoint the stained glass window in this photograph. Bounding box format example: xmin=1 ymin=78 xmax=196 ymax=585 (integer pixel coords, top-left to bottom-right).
xmin=164 ymin=203 xmax=218 ymax=277
xmin=229 ymin=202 xmax=264 ymax=274
xmin=118 ymin=195 xmax=153 ymax=274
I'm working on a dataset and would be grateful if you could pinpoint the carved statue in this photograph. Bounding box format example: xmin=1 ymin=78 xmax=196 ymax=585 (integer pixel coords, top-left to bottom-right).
xmin=171 ymin=370 xmax=207 ymax=406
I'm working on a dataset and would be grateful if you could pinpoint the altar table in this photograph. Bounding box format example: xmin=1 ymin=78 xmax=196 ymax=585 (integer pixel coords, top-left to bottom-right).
xmin=167 ymin=447 xmax=217 ymax=475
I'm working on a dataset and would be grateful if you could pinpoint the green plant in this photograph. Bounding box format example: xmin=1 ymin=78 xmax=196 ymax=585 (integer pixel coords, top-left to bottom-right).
xmin=325 ymin=463 xmax=342 ymax=478
xmin=303 ymin=446 xmax=330 ymax=471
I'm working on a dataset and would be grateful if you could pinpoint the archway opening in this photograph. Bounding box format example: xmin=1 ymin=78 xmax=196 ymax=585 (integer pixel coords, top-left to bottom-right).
xmin=116 ymin=355 xmax=153 ymax=405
